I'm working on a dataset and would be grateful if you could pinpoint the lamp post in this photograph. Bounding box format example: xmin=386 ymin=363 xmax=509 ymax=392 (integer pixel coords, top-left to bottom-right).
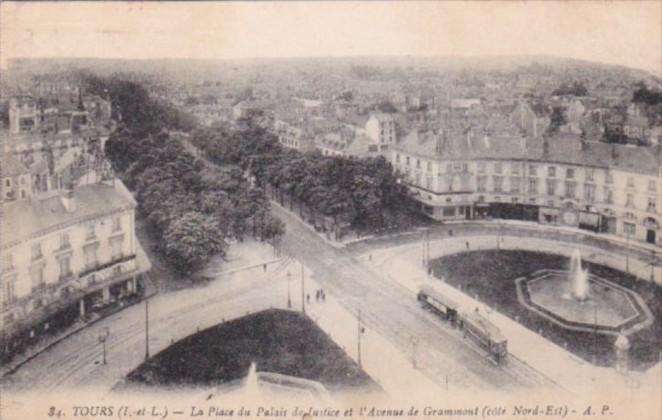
xmin=287 ymin=270 xmax=292 ymax=309
xmin=144 ymin=297 xmax=150 ymax=361
xmin=301 ymin=262 xmax=305 ymax=315
xmin=98 ymin=327 xmax=110 ymax=365
xmin=357 ymin=309 xmax=365 ymax=368
xmin=625 ymin=228 xmax=630 ymax=273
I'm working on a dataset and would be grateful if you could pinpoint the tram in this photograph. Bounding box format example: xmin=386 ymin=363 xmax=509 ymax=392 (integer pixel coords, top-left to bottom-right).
xmin=417 ymin=285 xmax=508 ymax=363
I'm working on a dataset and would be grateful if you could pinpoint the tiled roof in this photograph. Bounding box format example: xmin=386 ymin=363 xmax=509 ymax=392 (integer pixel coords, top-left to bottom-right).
xmin=393 ymin=129 xmax=662 ymax=176
xmin=1 ymin=182 xmax=136 ymax=247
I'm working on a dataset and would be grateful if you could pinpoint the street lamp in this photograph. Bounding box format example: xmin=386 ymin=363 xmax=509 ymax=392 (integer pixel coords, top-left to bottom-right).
xmin=357 ymin=309 xmax=365 ymax=368
xmin=301 ymin=262 xmax=305 ymax=315
xmin=144 ymin=297 xmax=150 ymax=361
xmin=625 ymin=228 xmax=630 ymax=273
xmin=98 ymin=327 xmax=110 ymax=365
xmin=287 ymin=270 xmax=292 ymax=309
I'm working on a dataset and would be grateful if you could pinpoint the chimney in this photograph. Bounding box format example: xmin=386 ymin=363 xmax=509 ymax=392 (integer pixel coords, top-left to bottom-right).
xmin=61 ymin=190 xmax=76 ymax=213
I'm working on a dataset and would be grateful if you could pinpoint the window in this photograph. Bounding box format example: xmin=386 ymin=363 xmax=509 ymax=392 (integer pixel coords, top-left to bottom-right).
xmin=395 ymin=154 xmax=400 ymax=163
xmin=58 ymin=255 xmax=72 ymax=281
xmin=584 ymin=184 xmax=596 ymax=202
xmin=547 ymin=166 xmax=556 ymax=178
xmin=84 ymin=245 xmax=97 ymax=269
xmin=528 ymin=178 xmax=538 ymax=194
xmin=546 ymin=180 xmax=557 ymax=196
xmin=2 ymin=276 xmax=16 ymax=304
xmin=494 ymin=162 xmax=503 ymax=174
xmin=648 ymin=197 xmax=657 ymax=213
xmin=477 ymin=162 xmax=486 ymax=173
xmin=112 ymin=216 xmax=122 ymax=233
xmin=31 ymin=243 xmax=42 ymax=261
xmin=626 ymin=193 xmax=635 ymax=208
xmin=477 ymin=176 xmax=487 ymax=192
xmin=405 ymin=156 xmax=410 ymax=166
xmin=565 ymin=181 xmax=576 ymax=198
xmin=624 ymin=222 xmax=636 ymax=236
xmin=110 ymin=236 xmax=124 ymax=260
xmin=511 ymin=164 xmax=520 ymax=175
xmin=585 ymin=169 xmax=594 ymax=182
xmin=528 ymin=165 xmax=537 ymax=176
xmin=627 ymin=176 xmax=635 ymax=189
xmin=30 ymin=265 xmax=45 ymax=291
xmin=425 ymin=176 xmax=432 ymax=189
xmin=604 ymin=188 xmax=614 ymax=204
xmin=59 ymin=233 xmax=70 ymax=250
xmin=4 ymin=179 xmax=10 ymax=187
xmin=86 ymin=224 xmax=96 ymax=241
xmin=648 ymin=180 xmax=657 ymax=193
xmin=510 ymin=177 xmax=521 ymax=193
xmin=442 ymin=207 xmax=456 ymax=217
xmin=606 ymin=172 xmax=613 ymax=184
xmin=566 ymin=168 xmax=575 ymax=179
xmin=427 ymin=161 xmax=432 ymax=172
xmin=493 ymin=176 xmax=503 ymax=193
xmin=416 ymin=159 xmax=421 ymax=169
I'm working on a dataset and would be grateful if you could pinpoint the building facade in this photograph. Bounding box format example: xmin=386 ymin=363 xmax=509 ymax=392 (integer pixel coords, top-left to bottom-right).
xmin=0 ymin=93 xmax=149 ymax=362
xmin=365 ymin=113 xmax=397 ymax=150
xmin=392 ymin=131 xmax=662 ymax=246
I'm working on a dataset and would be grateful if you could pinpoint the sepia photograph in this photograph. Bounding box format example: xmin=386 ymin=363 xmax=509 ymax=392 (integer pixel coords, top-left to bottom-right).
xmin=0 ymin=1 xmax=661 ymax=419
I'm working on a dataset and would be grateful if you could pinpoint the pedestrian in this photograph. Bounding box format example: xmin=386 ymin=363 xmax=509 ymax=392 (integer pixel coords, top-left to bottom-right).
xmin=322 ymin=290 xmax=326 ymax=302
xmin=466 ymin=241 xmax=470 ymax=250
xmin=315 ymin=290 xmax=320 ymax=302
xmin=306 ymin=293 xmax=310 ymax=304
xmin=449 ymin=229 xmax=453 ymax=237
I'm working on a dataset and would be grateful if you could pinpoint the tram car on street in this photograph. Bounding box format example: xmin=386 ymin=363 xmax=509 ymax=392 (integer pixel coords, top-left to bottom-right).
xmin=458 ymin=309 xmax=508 ymax=363
xmin=417 ymin=285 xmax=459 ymax=323
xmin=417 ymin=285 xmax=508 ymax=363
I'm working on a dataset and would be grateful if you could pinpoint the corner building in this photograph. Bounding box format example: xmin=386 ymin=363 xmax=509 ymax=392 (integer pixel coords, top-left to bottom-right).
xmin=392 ymin=130 xmax=662 ymax=246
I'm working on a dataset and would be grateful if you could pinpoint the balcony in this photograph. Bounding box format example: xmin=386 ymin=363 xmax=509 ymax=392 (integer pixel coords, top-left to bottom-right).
xmin=78 ymin=254 xmax=136 ymax=279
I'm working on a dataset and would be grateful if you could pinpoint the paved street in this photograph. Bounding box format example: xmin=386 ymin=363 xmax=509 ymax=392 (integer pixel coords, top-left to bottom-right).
xmin=1 ymin=241 xmax=287 ymax=393
xmin=271 ymin=203 xmax=558 ymax=394
xmin=361 ymin=235 xmax=662 ymax=396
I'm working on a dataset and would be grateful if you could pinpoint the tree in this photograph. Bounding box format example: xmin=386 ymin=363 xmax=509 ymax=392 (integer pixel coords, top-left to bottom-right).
xmin=546 ymin=106 xmax=567 ymax=136
xmin=163 ymin=212 xmax=227 ymax=274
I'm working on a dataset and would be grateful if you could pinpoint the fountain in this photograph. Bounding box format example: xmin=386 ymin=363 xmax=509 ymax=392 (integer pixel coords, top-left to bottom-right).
xmin=242 ymin=362 xmax=259 ymax=397
xmin=568 ymin=249 xmax=590 ymax=301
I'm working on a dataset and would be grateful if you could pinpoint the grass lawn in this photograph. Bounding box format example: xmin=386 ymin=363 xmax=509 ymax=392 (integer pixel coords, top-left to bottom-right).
xmin=430 ymin=250 xmax=662 ymax=371
xmin=124 ymin=309 xmax=374 ymax=391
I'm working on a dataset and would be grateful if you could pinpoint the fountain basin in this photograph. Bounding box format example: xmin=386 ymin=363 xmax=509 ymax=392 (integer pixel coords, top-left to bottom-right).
xmin=516 ymin=269 xmax=653 ymax=336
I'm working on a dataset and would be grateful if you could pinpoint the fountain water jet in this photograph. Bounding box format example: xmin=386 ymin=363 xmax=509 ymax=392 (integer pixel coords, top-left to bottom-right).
xmin=242 ymin=362 xmax=259 ymax=397
xmin=568 ymin=249 xmax=590 ymax=301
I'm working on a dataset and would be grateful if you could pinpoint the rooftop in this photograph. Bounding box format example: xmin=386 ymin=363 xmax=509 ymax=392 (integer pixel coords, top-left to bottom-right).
xmin=1 ymin=182 xmax=136 ymax=248
xmin=393 ymin=129 xmax=662 ymax=176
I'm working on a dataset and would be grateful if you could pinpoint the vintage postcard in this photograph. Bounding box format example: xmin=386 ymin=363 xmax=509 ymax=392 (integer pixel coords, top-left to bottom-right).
xmin=0 ymin=1 xmax=661 ymax=420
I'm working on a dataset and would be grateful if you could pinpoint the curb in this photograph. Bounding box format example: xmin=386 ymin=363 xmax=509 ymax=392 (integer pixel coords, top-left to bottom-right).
xmin=1 ymin=290 xmax=158 ymax=379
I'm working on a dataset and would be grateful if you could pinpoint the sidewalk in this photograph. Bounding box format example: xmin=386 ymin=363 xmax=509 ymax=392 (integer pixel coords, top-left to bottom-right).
xmin=1 ymin=241 xmax=285 ymax=387
xmin=287 ymin=261 xmax=443 ymax=400
xmin=360 ymin=235 xmax=661 ymax=396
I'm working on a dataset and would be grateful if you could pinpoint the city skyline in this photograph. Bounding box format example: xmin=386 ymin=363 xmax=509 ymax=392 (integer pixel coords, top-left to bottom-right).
xmin=1 ymin=1 xmax=661 ymax=75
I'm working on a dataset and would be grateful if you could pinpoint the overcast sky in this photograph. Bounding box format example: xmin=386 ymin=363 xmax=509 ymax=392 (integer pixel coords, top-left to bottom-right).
xmin=1 ymin=1 xmax=661 ymax=74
